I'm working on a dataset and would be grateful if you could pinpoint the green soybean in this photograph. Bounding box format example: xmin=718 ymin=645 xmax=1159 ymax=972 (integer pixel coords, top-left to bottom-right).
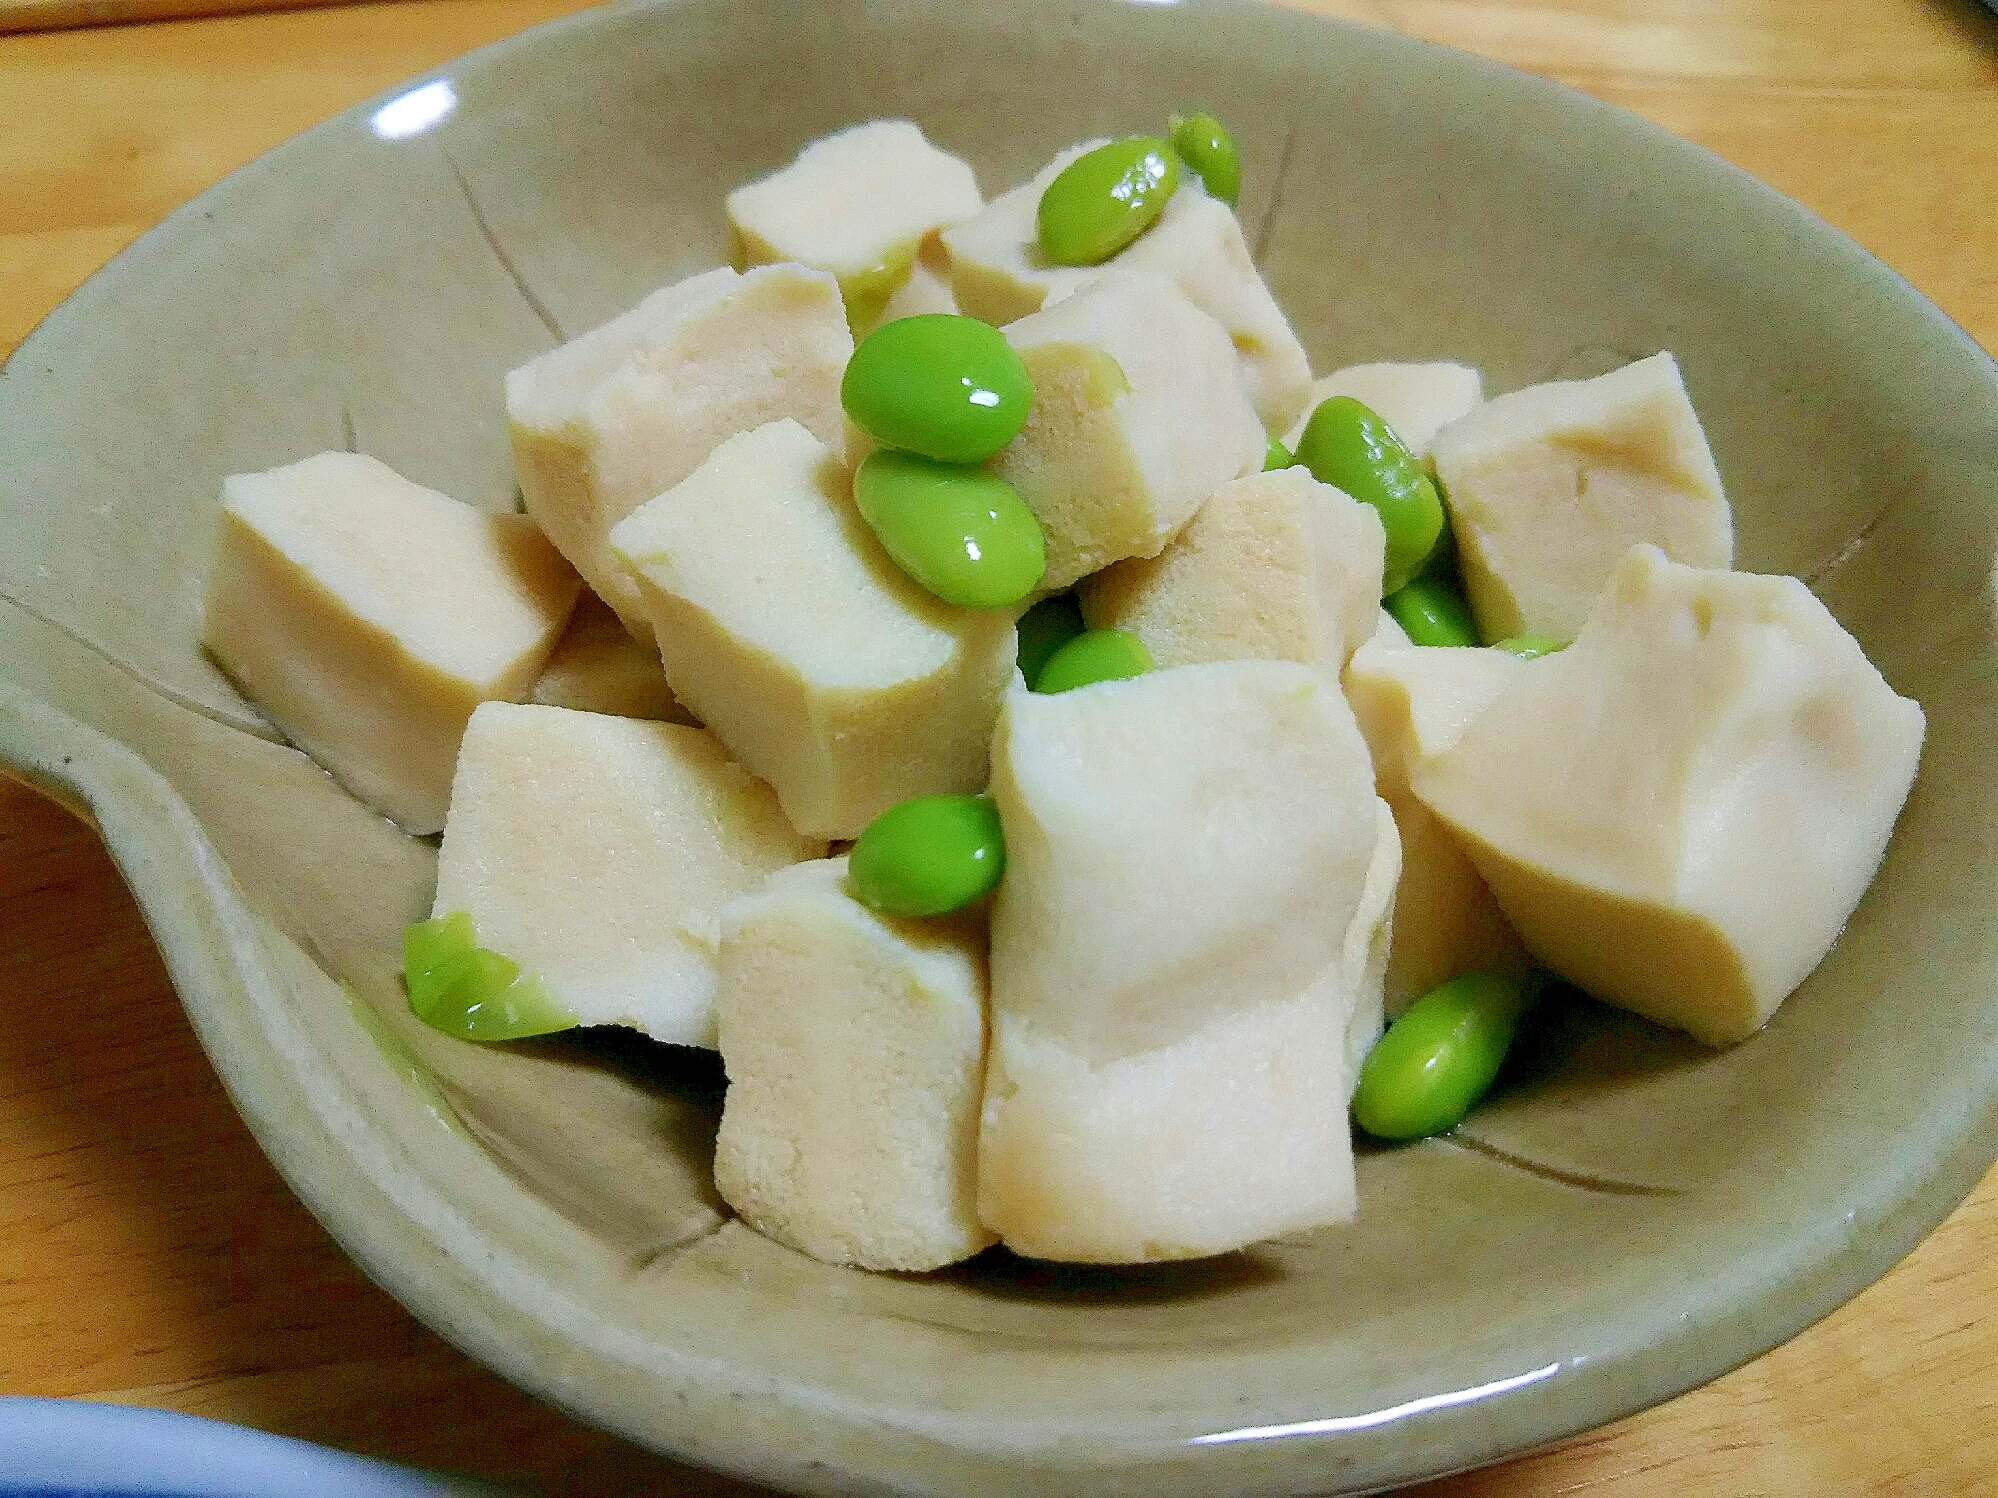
xmin=1493 ymin=633 xmax=1566 ymax=660
xmin=1037 ymin=137 xmax=1181 ymax=267
xmin=404 ymin=914 xmax=577 ymax=1043
xmin=1385 ymin=576 xmax=1480 ymax=648
xmin=855 ymin=450 xmax=1047 ymax=610
xmin=1263 ymin=435 xmax=1293 ymax=472
xmin=1167 ymin=111 xmax=1241 ymax=208
xmin=841 ymin=313 xmax=1033 ymax=463
xmin=1033 ymin=628 xmax=1153 ymax=694
xmin=403 ymin=910 xmax=476 ymax=1011
xmin=1295 ymin=396 xmax=1445 ymax=596
xmin=849 ymin=794 xmax=1006 ymax=917
xmin=1016 ymin=594 xmax=1085 ymax=688
xmin=423 ymin=950 xmax=578 ymax=1042
xmin=1353 ymin=971 xmax=1543 ymax=1140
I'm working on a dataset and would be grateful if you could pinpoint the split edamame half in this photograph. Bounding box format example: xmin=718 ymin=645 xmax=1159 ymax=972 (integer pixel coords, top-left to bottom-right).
xmin=1493 ymin=633 xmax=1566 ymax=660
xmin=1016 ymin=594 xmax=1086 ymax=688
xmin=402 ymin=911 xmax=577 ymax=1042
xmin=1033 ymin=627 xmax=1154 ymax=694
xmin=1263 ymin=435 xmax=1293 ymax=472
xmin=1294 ymin=396 xmax=1446 ymax=596
xmin=1353 ymin=971 xmax=1544 ymax=1140
xmin=849 ymin=794 xmax=1006 ymax=917
xmin=1037 ymin=137 xmax=1181 ymax=267
xmin=1385 ymin=576 xmax=1480 ymax=648
xmin=841 ymin=313 xmax=1033 ymax=464
xmin=1167 ymin=111 xmax=1241 ymax=207
xmin=854 ymin=450 xmax=1047 ymax=611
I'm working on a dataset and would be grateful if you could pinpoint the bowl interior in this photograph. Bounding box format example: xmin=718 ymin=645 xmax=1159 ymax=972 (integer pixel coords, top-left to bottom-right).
xmin=3 ymin=0 xmax=1996 ymax=1492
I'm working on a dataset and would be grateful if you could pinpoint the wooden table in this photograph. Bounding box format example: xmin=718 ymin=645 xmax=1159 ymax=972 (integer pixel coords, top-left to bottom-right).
xmin=3 ymin=1 xmax=1994 ymax=1491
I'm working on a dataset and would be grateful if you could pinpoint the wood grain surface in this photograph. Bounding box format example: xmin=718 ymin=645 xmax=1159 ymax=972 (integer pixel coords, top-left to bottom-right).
xmin=0 ymin=0 xmax=379 ymax=39
xmin=2 ymin=1 xmax=1994 ymax=1492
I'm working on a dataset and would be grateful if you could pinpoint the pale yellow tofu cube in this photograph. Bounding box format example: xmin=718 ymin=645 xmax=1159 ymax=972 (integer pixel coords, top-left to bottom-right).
xmin=1342 ymin=793 xmax=1404 ymax=1079
xmin=1342 ymin=613 xmax=1530 ymax=1015
xmin=529 ymin=593 xmax=696 ymax=724
xmin=506 ymin=263 xmax=851 ymax=636
xmin=1415 ymin=546 xmax=1924 ymax=1046
xmin=991 ymin=272 xmax=1264 ymax=591
xmin=1431 ymin=352 xmax=1733 ymax=643
xmin=978 ymin=662 xmax=1384 ymax=1262
xmin=610 ymin=420 xmax=1015 ymax=840
xmin=1283 ymin=360 xmax=1484 ymax=460
xmin=1115 ymin=187 xmax=1314 ymax=436
xmin=202 ymin=451 xmax=580 ymax=834
xmin=727 ymin=119 xmax=983 ymax=331
xmin=712 ymin=857 xmax=995 ymax=1272
xmin=1078 ymin=467 xmax=1384 ymax=672
xmin=433 ymin=703 xmax=822 ymax=1048
xmin=942 ymin=146 xmax=1311 ymax=432
xmin=939 ymin=141 xmax=1101 ymax=325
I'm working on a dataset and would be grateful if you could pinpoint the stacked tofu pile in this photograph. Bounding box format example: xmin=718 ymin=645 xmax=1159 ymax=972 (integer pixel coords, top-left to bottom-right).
xmin=201 ymin=119 xmax=1922 ymax=1274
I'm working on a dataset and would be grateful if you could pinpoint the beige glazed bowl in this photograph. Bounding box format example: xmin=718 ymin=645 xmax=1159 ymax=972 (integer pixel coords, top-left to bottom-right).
xmin=3 ymin=0 xmax=1996 ymax=1491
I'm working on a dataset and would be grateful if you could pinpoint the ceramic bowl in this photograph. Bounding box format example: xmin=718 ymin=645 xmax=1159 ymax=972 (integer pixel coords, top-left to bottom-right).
xmin=3 ymin=0 xmax=1995 ymax=1492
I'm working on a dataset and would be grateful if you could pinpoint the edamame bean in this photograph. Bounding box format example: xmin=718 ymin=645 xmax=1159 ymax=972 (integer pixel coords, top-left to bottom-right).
xmin=1037 ymin=137 xmax=1180 ymax=267
xmin=1263 ymin=435 xmax=1293 ymax=472
xmin=841 ymin=313 xmax=1033 ymax=463
xmin=849 ymin=794 xmax=1006 ymax=917
xmin=1385 ymin=576 xmax=1480 ymax=648
xmin=1294 ymin=396 xmax=1445 ymax=596
xmin=404 ymin=909 xmax=475 ymax=1010
xmin=1493 ymin=633 xmax=1566 ymax=660
xmin=1352 ymin=971 xmax=1542 ymax=1140
xmin=1016 ymin=594 xmax=1085 ymax=688
xmin=403 ymin=913 xmax=577 ymax=1042
xmin=855 ymin=450 xmax=1047 ymax=610
xmin=1033 ymin=628 xmax=1154 ymax=694
xmin=1167 ymin=111 xmax=1240 ymax=208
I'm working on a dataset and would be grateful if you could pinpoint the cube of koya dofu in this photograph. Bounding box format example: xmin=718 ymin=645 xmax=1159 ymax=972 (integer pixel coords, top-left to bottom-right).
xmin=1414 ymin=545 xmax=1925 ymax=1047
xmin=505 ymin=263 xmax=851 ymax=636
xmin=726 ymin=120 xmax=983 ymax=330
xmin=433 ymin=703 xmax=823 ymax=1048
xmin=530 ymin=593 xmax=696 ymax=725
xmin=1430 ymin=351 xmax=1733 ymax=643
xmin=610 ymin=420 xmax=1016 ymax=840
xmin=712 ymin=857 xmax=994 ymax=1272
xmin=1343 ymin=613 xmax=1530 ymax=1016
xmin=979 ymin=662 xmax=1398 ymax=1262
xmin=1079 ymin=468 xmax=1385 ymax=672
xmin=202 ymin=452 xmax=581 ymax=834
xmin=991 ymin=272 xmax=1264 ymax=591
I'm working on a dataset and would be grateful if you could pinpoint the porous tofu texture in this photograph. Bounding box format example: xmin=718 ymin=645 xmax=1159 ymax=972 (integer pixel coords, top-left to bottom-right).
xmin=979 ymin=662 xmax=1383 ymax=1261
xmin=202 ymin=451 xmax=580 ymax=834
xmin=727 ymin=120 xmax=983 ymax=331
xmin=712 ymin=857 xmax=994 ymax=1272
xmin=433 ymin=703 xmax=822 ymax=1049
xmin=529 ymin=593 xmax=696 ymax=725
xmin=1283 ymin=360 xmax=1484 ymax=460
xmin=506 ymin=263 xmax=851 ymax=636
xmin=1079 ymin=467 xmax=1385 ymax=672
xmin=991 ymin=272 xmax=1264 ymax=591
xmin=1342 ymin=612 xmax=1530 ymax=1015
xmin=610 ymin=419 xmax=1016 ymax=840
xmin=1431 ymin=351 xmax=1733 ymax=643
xmin=1414 ymin=545 xmax=1925 ymax=1047
xmin=942 ymin=145 xmax=1311 ymax=433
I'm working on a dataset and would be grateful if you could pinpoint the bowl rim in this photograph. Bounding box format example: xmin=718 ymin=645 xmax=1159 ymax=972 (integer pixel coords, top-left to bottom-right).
xmin=4 ymin=0 xmax=1996 ymax=1491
